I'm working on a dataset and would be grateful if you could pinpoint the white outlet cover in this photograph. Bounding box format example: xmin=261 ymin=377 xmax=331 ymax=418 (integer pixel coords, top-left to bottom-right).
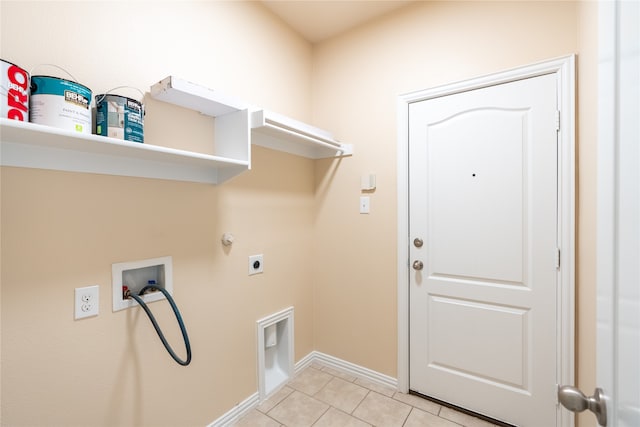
xmin=249 ymin=254 xmax=264 ymax=275
xmin=75 ymin=285 xmax=99 ymax=319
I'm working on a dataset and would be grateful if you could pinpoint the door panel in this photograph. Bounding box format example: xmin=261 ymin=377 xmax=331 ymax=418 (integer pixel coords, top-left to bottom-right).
xmin=429 ymin=108 xmax=525 ymax=284
xmin=409 ymin=74 xmax=558 ymax=426
xmin=428 ymin=296 xmax=528 ymax=388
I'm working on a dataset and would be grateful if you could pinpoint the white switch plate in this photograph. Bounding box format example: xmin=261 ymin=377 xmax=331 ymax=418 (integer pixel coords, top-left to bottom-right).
xmin=360 ymin=196 xmax=370 ymax=214
xmin=249 ymin=254 xmax=264 ymax=275
xmin=75 ymin=285 xmax=99 ymax=319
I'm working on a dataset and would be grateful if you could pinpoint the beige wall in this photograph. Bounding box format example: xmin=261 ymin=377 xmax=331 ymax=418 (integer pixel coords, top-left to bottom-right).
xmin=1 ymin=1 xmax=599 ymax=426
xmin=1 ymin=1 xmax=315 ymax=426
xmin=311 ymin=0 xmax=597 ymax=413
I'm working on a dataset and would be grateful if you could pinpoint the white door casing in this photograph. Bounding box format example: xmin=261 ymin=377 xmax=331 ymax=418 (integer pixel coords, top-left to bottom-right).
xmin=397 ymin=55 xmax=575 ymax=426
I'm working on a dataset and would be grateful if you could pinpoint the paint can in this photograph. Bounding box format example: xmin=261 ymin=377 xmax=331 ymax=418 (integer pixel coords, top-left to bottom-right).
xmin=1 ymin=59 xmax=30 ymax=121
xmin=30 ymin=73 xmax=92 ymax=134
xmin=95 ymin=89 xmax=144 ymax=143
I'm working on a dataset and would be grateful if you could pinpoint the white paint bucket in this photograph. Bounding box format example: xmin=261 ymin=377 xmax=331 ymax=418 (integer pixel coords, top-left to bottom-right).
xmin=30 ymin=73 xmax=92 ymax=134
xmin=95 ymin=89 xmax=144 ymax=143
xmin=1 ymin=59 xmax=30 ymax=121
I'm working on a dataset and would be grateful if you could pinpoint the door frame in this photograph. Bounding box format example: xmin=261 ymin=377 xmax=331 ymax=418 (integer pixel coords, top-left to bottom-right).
xmin=597 ymin=0 xmax=640 ymax=423
xmin=396 ymin=55 xmax=576 ymax=426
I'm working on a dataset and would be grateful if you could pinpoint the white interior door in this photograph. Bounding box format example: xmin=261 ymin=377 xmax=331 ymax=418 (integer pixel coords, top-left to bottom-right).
xmin=596 ymin=0 xmax=640 ymax=426
xmin=409 ymin=73 xmax=560 ymax=426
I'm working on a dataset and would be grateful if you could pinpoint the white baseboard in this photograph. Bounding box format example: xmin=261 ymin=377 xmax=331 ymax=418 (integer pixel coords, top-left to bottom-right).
xmin=206 ymin=392 xmax=259 ymax=427
xmin=294 ymin=351 xmax=316 ymax=374
xmin=206 ymin=351 xmax=397 ymax=426
xmin=305 ymin=351 xmax=398 ymax=390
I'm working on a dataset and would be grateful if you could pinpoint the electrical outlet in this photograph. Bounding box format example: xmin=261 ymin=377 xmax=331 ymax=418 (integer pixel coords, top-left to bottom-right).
xmin=249 ymin=254 xmax=264 ymax=275
xmin=75 ymin=285 xmax=99 ymax=319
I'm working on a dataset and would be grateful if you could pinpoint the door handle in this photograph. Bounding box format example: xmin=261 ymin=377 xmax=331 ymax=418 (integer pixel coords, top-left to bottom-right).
xmin=412 ymin=260 xmax=424 ymax=270
xmin=558 ymin=386 xmax=607 ymax=426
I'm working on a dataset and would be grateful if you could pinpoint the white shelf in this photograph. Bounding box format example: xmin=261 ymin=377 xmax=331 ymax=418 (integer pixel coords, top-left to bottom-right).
xmin=0 ymin=118 xmax=249 ymax=184
xmin=150 ymin=76 xmax=252 ymax=176
xmin=150 ymin=76 xmax=248 ymax=117
xmin=151 ymin=76 xmax=352 ymax=160
xmin=251 ymin=110 xmax=353 ymax=159
xmin=0 ymin=76 xmax=350 ymax=185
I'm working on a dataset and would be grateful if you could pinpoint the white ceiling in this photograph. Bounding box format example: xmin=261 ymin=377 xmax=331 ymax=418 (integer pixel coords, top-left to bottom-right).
xmin=260 ymin=1 xmax=415 ymax=43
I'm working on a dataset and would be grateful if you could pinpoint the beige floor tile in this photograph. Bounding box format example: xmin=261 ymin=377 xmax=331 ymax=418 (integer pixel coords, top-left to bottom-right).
xmin=267 ymin=390 xmax=329 ymax=427
xmin=320 ymin=366 xmax=357 ymax=382
xmin=352 ymin=391 xmax=412 ymax=427
xmin=393 ymin=392 xmax=441 ymax=415
xmin=233 ymin=367 xmax=506 ymax=427
xmin=230 ymin=409 xmax=281 ymax=427
xmin=257 ymin=386 xmax=295 ymax=413
xmin=314 ymin=377 xmax=369 ymax=414
xmin=439 ymin=406 xmax=500 ymax=427
xmin=313 ymin=407 xmax=372 ymax=427
xmin=404 ymin=408 xmax=461 ymax=427
xmin=310 ymin=361 xmax=324 ymax=370
xmin=353 ymin=377 xmax=396 ymax=397
xmin=288 ymin=367 xmax=333 ymax=395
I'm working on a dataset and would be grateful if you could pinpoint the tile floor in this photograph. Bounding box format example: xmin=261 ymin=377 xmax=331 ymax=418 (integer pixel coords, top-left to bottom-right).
xmin=232 ymin=364 xmax=500 ymax=427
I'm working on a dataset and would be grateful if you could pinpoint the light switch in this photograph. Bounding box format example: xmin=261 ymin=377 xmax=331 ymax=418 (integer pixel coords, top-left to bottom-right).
xmin=360 ymin=196 xmax=370 ymax=214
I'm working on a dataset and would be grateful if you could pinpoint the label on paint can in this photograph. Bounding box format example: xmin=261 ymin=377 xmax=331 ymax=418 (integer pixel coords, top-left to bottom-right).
xmin=30 ymin=75 xmax=92 ymax=134
xmin=95 ymin=94 xmax=144 ymax=143
xmin=1 ymin=59 xmax=30 ymax=121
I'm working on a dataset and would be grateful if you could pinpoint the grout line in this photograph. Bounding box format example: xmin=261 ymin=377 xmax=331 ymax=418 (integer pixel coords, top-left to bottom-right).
xmin=401 ymin=407 xmax=413 ymax=427
xmin=351 ymin=389 xmax=371 ymax=416
xmin=309 ymin=403 xmax=331 ymax=427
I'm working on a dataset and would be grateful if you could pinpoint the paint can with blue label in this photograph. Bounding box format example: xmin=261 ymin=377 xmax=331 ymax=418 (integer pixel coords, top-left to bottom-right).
xmin=30 ymin=74 xmax=92 ymax=134
xmin=95 ymin=88 xmax=144 ymax=143
xmin=1 ymin=59 xmax=30 ymax=121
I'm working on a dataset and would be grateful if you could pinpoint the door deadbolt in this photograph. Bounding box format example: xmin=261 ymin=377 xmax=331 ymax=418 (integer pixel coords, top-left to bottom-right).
xmin=412 ymin=260 xmax=424 ymax=270
xmin=413 ymin=238 xmax=423 ymax=248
